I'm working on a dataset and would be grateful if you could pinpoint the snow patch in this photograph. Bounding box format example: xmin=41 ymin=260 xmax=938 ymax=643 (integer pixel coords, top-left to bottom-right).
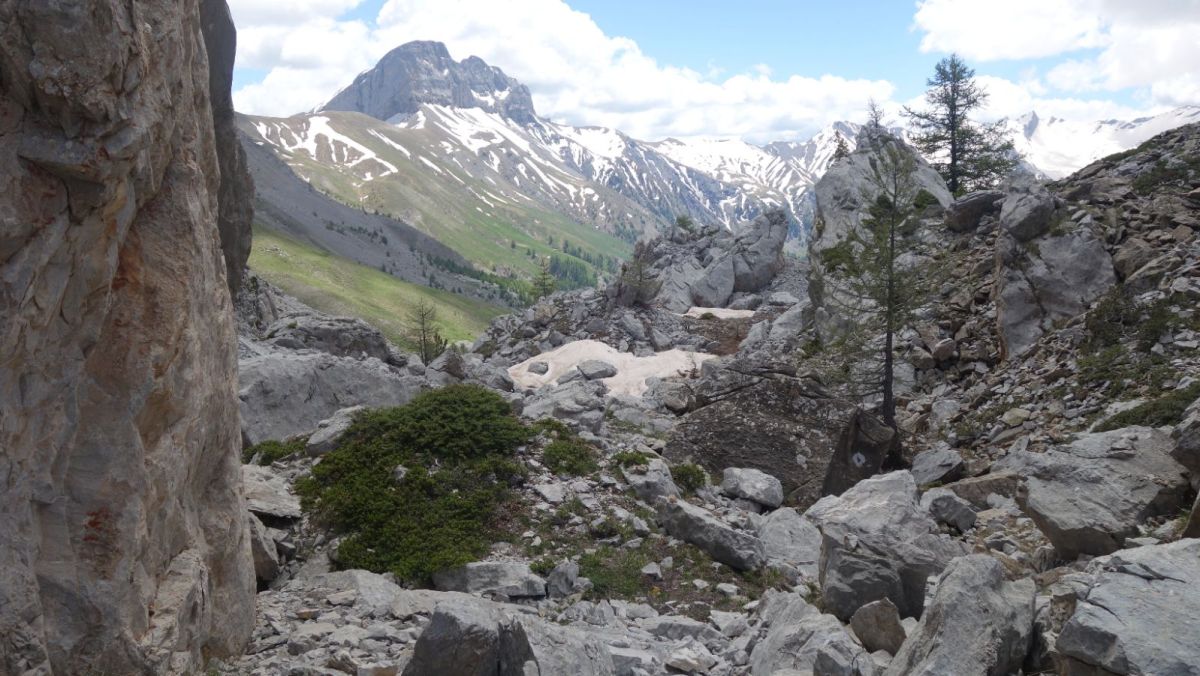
xmin=508 ymin=340 xmax=714 ymax=397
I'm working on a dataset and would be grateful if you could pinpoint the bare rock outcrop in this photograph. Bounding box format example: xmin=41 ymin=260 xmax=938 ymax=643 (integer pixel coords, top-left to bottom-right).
xmin=0 ymin=1 xmax=255 ymax=673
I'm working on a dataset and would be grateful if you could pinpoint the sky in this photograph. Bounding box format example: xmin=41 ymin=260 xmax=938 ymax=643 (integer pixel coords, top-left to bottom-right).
xmin=228 ymin=0 xmax=1200 ymax=143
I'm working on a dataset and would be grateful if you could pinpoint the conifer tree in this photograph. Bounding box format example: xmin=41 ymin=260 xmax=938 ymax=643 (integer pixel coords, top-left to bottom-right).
xmin=533 ymin=256 xmax=556 ymax=299
xmin=811 ymin=138 xmax=932 ymax=431
xmin=405 ymin=299 xmax=448 ymax=364
xmin=832 ymin=133 xmax=851 ymax=161
xmin=903 ymin=54 xmax=1017 ymax=194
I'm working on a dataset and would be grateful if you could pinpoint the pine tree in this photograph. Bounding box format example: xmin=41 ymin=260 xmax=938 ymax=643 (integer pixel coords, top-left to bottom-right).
xmin=533 ymin=256 xmax=556 ymax=298
xmin=832 ymin=134 xmax=851 ymax=161
xmin=903 ymin=54 xmax=1018 ymax=194
xmin=811 ymin=138 xmax=932 ymax=432
xmin=405 ymin=299 xmax=448 ymax=365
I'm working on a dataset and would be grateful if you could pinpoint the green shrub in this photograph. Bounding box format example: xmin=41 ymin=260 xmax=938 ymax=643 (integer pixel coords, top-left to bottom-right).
xmin=1084 ymin=289 xmax=1138 ymax=352
xmin=578 ymin=546 xmax=649 ymax=598
xmin=700 ymin=312 xmax=717 ymax=320
xmin=913 ymin=188 xmax=939 ymax=210
xmin=1136 ymin=299 xmax=1174 ymax=353
xmin=296 ymin=384 xmax=530 ymax=585
xmin=543 ymin=438 xmax=599 ymax=476
xmin=612 ymin=450 xmax=652 ymax=468
xmin=671 ymin=463 xmax=709 ymax=495
xmin=242 ymin=437 xmax=306 ymax=465
xmin=1095 ymin=383 xmax=1200 ymax=432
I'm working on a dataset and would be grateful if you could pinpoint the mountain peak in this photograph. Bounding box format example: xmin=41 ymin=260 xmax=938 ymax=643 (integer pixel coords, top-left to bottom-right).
xmin=320 ymin=40 xmax=537 ymax=124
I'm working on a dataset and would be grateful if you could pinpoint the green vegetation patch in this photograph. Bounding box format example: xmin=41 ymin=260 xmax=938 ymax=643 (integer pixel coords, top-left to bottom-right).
xmin=671 ymin=463 xmax=709 ymax=495
xmin=1095 ymin=383 xmax=1200 ymax=432
xmin=612 ymin=450 xmax=652 ymax=468
xmin=296 ymin=385 xmax=531 ymax=585
xmin=243 ymin=437 xmax=307 ymax=465
xmin=249 ymin=227 xmax=503 ymax=349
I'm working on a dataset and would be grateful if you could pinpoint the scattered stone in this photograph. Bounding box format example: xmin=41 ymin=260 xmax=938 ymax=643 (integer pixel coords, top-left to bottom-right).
xmin=849 ymin=598 xmax=907 ymax=655
xmin=432 ymin=562 xmax=547 ymax=599
xmin=305 ymin=405 xmax=363 ymax=457
xmin=657 ymin=497 xmax=767 ymax=571
xmin=909 ymin=445 xmax=965 ymax=486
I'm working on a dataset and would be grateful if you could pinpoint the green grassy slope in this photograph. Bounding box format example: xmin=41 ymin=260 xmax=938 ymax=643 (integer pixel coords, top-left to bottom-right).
xmin=249 ymin=227 xmax=504 ymax=348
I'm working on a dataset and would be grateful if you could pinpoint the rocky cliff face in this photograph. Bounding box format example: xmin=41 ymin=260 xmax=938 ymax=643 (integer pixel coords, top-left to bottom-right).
xmin=0 ymin=1 xmax=255 ymax=673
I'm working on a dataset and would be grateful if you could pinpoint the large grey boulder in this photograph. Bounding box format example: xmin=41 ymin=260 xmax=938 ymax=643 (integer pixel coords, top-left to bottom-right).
xmin=731 ymin=209 xmax=789 ymax=291
xmin=908 ymin=445 xmax=965 ymax=486
xmin=945 ymin=189 xmax=1005 ymax=233
xmin=806 ymin=472 xmax=968 ymax=621
xmin=749 ymin=593 xmax=875 ymax=676
xmin=402 ymin=598 xmax=617 ymax=676
xmin=239 ymin=351 xmax=425 ymax=445
xmin=849 ymin=598 xmax=906 ymax=655
xmin=403 ymin=600 xmax=502 ymax=676
xmin=994 ymin=426 xmax=1189 ymax=558
xmin=0 ymin=2 xmax=257 ymax=671
xmin=305 ymin=405 xmax=363 ymax=457
xmin=756 ymin=507 xmax=823 ymax=582
xmin=720 ymin=467 xmax=785 ymax=509
xmin=665 ymin=363 xmax=894 ymax=510
xmin=999 ymin=177 xmax=1058 ymax=241
xmin=242 ymin=465 xmax=302 ymax=520
xmin=577 ymin=359 xmax=618 ymax=380
xmin=883 ymin=555 xmax=1035 ymax=676
xmin=994 ymin=225 xmax=1115 ymax=358
xmin=433 ymin=562 xmax=547 ymax=599
xmin=247 ymin=513 xmax=281 ymax=584
xmin=262 ymin=312 xmax=400 ymax=364
xmin=1055 ymin=539 xmax=1200 ymax=676
xmin=621 ymin=458 xmax=681 ymax=504
xmin=521 ymin=379 xmax=607 ymax=434
xmin=657 ymin=498 xmax=767 ymax=571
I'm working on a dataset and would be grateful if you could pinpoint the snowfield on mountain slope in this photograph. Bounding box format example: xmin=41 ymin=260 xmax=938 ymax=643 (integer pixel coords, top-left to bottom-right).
xmin=508 ymin=339 xmax=715 ymax=397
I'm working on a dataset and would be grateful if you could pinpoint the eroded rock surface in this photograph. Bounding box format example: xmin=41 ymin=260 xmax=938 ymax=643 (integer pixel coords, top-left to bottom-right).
xmin=0 ymin=1 xmax=255 ymax=672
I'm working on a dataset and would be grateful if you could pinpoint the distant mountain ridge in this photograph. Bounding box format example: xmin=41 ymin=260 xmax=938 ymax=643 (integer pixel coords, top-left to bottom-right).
xmin=243 ymin=40 xmax=1199 ymax=287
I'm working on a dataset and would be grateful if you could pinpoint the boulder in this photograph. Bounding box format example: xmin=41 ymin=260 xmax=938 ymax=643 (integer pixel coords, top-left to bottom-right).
xmin=941 ymin=471 xmax=1021 ymax=510
xmin=921 ymin=488 xmax=977 ymax=533
xmin=849 ymin=598 xmax=906 ymax=655
xmin=577 ymin=359 xmax=618 ymax=380
xmin=757 ymin=507 xmax=823 ymax=582
xmin=994 ymin=226 xmax=1115 ymax=358
xmin=1055 ymin=539 xmax=1200 ymax=676
xmin=999 ymin=178 xmax=1058 ymax=241
xmin=546 ymin=560 xmax=580 ymax=599
xmin=731 ymin=210 xmax=789 ymax=292
xmin=499 ymin=613 xmax=617 ymax=675
xmin=749 ymin=593 xmax=875 ymax=676
xmin=945 ymin=190 xmax=1005 ymax=233
xmin=247 ymin=513 xmax=281 ymax=583
xmin=994 ymin=426 xmax=1189 ymax=558
xmin=239 ymin=351 xmax=425 ymax=445
xmin=263 ymin=312 xmax=399 ymax=364
xmin=806 ymin=472 xmax=968 ymax=621
xmin=621 ymin=458 xmax=681 ymax=504
xmin=908 ymin=445 xmax=965 ymax=486
xmin=1111 ymin=237 xmax=1158 ymax=280
xmin=402 ymin=600 xmax=501 ymax=676
xmin=720 ymin=467 xmax=785 ymax=509
xmin=305 ymin=405 xmax=363 ymax=457
xmin=0 ymin=1 xmax=257 ymax=670
xmin=665 ymin=364 xmax=894 ymax=510
xmin=432 ymin=562 xmax=547 ymax=599
xmin=657 ymin=498 xmax=767 ymax=571
xmin=242 ymin=465 xmax=302 ymax=520
xmin=883 ymin=555 xmax=1035 ymax=676
xmin=521 ymin=379 xmax=607 ymax=434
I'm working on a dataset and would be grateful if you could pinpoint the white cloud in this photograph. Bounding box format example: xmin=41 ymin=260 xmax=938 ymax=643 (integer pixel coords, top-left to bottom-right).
xmin=230 ymin=0 xmax=892 ymax=140
xmin=914 ymin=0 xmax=1200 ymax=108
xmin=913 ymin=0 xmax=1108 ymax=61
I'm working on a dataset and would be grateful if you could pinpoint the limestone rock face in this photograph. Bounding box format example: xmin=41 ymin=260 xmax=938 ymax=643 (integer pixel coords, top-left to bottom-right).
xmin=0 ymin=1 xmax=255 ymax=673
xmin=883 ymin=555 xmax=1035 ymax=676
xmin=994 ymin=225 xmax=1115 ymax=358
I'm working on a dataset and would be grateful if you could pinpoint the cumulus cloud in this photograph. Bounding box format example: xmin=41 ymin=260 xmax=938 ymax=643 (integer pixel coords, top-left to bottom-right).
xmin=229 ymin=0 xmax=892 ymax=140
xmin=914 ymin=0 xmax=1200 ymax=108
xmin=229 ymin=0 xmax=1191 ymax=140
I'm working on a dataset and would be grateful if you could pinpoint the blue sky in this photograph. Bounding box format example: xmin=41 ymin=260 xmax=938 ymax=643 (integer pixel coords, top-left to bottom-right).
xmin=228 ymin=0 xmax=1200 ymax=141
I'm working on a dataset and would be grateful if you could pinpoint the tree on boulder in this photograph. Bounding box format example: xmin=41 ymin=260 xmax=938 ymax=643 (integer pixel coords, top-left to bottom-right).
xmin=810 ymin=138 xmax=931 ymax=433
xmin=832 ymin=134 xmax=851 ymax=161
xmin=903 ymin=54 xmax=1018 ymax=194
xmin=405 ymin=299 xmax=448 ymax=364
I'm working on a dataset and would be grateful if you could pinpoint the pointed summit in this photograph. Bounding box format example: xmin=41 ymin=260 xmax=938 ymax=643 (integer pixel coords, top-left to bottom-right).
xmin=320 ymin=40 xmax=537 ymax=124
